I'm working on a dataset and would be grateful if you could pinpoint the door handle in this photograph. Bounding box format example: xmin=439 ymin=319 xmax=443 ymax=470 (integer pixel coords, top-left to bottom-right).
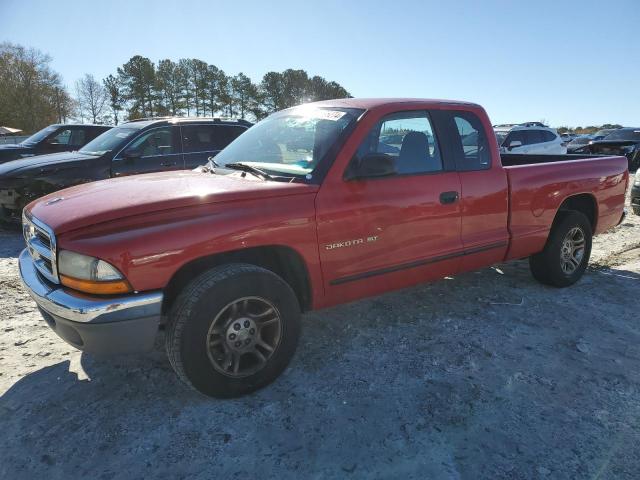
xmin=439 ymin=191 xmax=459 ymax=205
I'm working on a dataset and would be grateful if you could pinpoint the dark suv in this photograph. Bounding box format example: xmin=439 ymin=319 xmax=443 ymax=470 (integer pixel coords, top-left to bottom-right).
xmin=0 ymin=124 xmax=111 ymax=164
xmin=0 ymin=117 xmax=251 ymax=221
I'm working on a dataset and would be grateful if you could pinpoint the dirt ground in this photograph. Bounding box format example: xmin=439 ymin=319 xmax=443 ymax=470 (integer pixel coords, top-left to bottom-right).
xmin=0 ymin=175 xmax=638 ymax=479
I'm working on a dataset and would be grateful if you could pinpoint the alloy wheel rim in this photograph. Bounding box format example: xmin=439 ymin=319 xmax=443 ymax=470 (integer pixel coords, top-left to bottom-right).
xmin=560 ymin=227 xmax=585 ymax=275
xmin=206 ymin=296 xmax=282 ymax=378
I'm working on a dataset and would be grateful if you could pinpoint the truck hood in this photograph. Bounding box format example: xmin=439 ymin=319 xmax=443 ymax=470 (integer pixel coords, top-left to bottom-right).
xmin=0 ymin=144 xmax=33 ymax=163
xmin=0 ymin=151 xmax=94 ymax=176
xmin=27 ymin=170 xmax=318 ymax=234
xmin=0 ymin=144 xmax=27 ymax=150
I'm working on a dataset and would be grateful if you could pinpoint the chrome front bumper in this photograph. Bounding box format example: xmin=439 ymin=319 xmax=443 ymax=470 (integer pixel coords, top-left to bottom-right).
xmin=19 ymin=249 xmax=164 ymax=354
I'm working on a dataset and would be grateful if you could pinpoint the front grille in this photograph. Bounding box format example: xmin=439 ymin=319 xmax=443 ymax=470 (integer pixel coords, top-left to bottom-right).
xmin=23 ymin=213 xmax=59 ymax=284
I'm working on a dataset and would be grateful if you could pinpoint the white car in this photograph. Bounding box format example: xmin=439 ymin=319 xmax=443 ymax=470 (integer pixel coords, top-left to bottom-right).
xmin=495 ymin=124 xmax=567 ymax=154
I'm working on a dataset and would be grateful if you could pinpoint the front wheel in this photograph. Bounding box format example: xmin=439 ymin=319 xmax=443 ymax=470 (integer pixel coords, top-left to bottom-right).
xmin=529 ymin=211 xmax=592 ymax=287
xmin=166 ymin=264 xmax=301 ymax=398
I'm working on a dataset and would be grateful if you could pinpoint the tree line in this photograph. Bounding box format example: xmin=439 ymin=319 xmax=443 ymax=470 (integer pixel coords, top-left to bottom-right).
xmin=88 ymin=55 xmax=350 ymax=125
xmin=0 ymin=42 xmax=351 ymax=133
xmin=557 ymin=124 xmax=623 ymax=135
xmin=0 ymin=42 xmax=74 ymax=133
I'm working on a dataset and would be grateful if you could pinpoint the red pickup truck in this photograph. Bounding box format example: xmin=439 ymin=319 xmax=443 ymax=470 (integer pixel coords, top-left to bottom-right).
xmin=19 ymin=99 xmax=628 ymax=397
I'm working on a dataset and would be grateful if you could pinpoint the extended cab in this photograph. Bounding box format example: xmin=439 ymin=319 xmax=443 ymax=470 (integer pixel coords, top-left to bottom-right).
xmin=19 ymin=99 xmax=629 ymax=397
xmin=0 ymin=117 xmax=251 ymax=221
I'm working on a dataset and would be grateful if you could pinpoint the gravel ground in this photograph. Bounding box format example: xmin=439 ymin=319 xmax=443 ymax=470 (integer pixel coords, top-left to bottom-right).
xmin=0 ymin=175 xmax=639 ymax=479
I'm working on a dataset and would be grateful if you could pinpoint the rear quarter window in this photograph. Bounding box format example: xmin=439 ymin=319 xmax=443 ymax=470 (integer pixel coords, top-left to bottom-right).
xmin=447 ymin=111 xmax=491 ymax=171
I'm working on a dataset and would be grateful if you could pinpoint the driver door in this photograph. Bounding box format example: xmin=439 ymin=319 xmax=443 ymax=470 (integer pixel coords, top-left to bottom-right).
xmin=316 ymin=110 xmax=463 ymax=304
xmin=112 ymin=126 xmax=183 ymax=177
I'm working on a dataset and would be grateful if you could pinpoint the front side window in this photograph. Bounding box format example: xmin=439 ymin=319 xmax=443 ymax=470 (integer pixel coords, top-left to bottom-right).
xmin=505 ymin=130 xmax=526 ymax=147
xmin=451 ymin=112 xmax=491 ymax=170
xmin=495 ymin=132 xmax=508 ymax=146
xmin=356 ymin=111 xmax=443 ymax=175
xmin=48 ymin=128 xmax=72 ymax=145
xmin=127 ymin=127 xmax=176 ymax=157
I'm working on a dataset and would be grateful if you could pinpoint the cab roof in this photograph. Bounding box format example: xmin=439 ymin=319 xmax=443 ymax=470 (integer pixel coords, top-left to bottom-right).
xmin=121 ymin=117 xmax=252 ymax=129
xmin=307 ymin=98 xmax=481 ymax=111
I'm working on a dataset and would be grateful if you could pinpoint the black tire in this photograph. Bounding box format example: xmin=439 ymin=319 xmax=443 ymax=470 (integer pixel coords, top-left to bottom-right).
xmin=633 ymin=205 xmax=640 ymax=216
xmin=529 ymin=211 xmax=592 ymax=287
xmin=166 ymin=263 xmax=301 ymax=398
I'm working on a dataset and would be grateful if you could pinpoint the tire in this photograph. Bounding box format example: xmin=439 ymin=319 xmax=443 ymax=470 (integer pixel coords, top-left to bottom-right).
xmin=166 ymin=263 xmax=301 ymax=398
xmin=529 ymin=211 xmax=592 ymax=287
xmin=633 ymin=205 xmax=640 ymax=216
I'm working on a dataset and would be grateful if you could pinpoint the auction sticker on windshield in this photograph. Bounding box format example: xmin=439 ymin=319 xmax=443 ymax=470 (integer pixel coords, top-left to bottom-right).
xmin=312 ymin=109 xmax=347 ymax=121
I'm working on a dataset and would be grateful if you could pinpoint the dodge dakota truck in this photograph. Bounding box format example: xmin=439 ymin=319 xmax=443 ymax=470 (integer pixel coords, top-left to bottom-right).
xmin=18 ymin=99 xmax=628 ymax=398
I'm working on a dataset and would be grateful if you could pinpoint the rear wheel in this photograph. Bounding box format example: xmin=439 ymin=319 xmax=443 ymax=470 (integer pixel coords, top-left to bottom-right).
xmin=166 ymin=263 xmax=301 ymax=398
xmin=529 ymin=211 xmax=592 ymax=287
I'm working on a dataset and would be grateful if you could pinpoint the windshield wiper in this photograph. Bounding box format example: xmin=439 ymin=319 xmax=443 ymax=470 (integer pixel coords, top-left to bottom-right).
xmin=224 ymin=162 xmax=273 ymax=181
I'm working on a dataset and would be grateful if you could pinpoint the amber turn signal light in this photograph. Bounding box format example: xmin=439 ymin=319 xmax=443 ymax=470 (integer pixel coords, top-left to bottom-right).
xmin=60 ymin=274 xmax=133 ymax=295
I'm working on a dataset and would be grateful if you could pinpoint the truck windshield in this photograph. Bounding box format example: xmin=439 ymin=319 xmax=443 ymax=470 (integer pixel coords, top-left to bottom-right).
xmin=214 ymin=106 xmax=363 ymax=179
xmin=79 ymin=127 xmax=139 ymax=156
xmin=20 ymin=125 xmax=58 ymax=146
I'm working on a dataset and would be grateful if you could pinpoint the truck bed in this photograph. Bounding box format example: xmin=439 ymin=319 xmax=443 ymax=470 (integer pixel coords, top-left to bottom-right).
xmin=501 ymin=153 xmax=628 ymax=260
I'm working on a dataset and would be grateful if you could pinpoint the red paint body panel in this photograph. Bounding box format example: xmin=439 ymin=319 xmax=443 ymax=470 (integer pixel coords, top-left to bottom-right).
xmin=23 ymin=99 xmax=629 ymax=311
xmin=504 ymin=156 xmax=628 ymax=260
xmin=29 ymin=170 xmax=316 ymax=234
xmin=58 ymin=193 xmax=325 ymax=302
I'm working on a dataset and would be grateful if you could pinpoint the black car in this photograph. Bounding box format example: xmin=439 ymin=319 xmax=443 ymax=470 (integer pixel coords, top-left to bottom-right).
xmin=0 ymin=117 xmax=252 ymax=221
xmin=0 ymin=124 xmax=111 ymax=164
xmin=590 ymin=128 xmax=618 ymax=142
xmin=631 ymin=173 xmax=640 ymax=215
xmin=566 ymin=135 xmax=594 ymax=153
xmin=582 ymin=128 xmax=640 ymax=171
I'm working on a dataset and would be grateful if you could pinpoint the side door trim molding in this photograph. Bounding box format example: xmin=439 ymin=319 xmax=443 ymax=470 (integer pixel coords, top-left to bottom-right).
xmin=329 ymin=241 xmax=507 ymax=286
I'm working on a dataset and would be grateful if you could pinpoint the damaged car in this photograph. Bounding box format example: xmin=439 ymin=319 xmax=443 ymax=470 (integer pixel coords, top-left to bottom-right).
xmin=577 ymin=128 xmax=640 ymax=171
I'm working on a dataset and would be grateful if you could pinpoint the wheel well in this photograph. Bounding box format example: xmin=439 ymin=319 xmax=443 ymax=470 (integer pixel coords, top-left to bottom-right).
xmin=161 ymin=246 xmax=312 ymax=315
xmin=556 ymin=194 xmax=597 ymax=231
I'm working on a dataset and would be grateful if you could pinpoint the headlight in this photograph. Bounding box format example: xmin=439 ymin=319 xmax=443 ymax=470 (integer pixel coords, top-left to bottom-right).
xmin=58 ymin=250 xmax=132 ymax=294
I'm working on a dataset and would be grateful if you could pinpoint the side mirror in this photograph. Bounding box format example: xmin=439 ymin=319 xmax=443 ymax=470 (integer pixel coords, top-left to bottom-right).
xmin=345 ymin=152 xmax=397 ymax=180
xmin=123 ymin=148 xmax=142 ymax=160
xmin=508 ymin=140 xmax=522 ymax=150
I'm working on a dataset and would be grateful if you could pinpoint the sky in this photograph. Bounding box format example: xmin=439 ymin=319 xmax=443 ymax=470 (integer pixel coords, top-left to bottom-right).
xmin=1 ymin=0 xmax=638 ymax=127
